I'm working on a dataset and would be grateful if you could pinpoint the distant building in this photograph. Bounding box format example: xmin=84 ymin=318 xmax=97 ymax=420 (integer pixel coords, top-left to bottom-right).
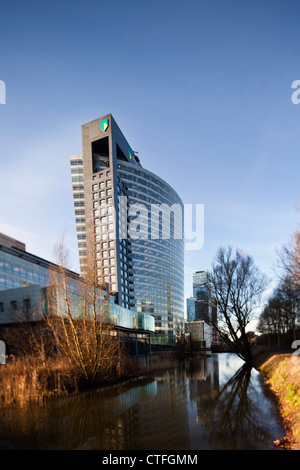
xmin=185 ymin=321 xmax=212 ymax=348
xmin=185 ymin=271 xmax=218 ymax=348
xmin=187 ymin=271 xmax=209 ymax=322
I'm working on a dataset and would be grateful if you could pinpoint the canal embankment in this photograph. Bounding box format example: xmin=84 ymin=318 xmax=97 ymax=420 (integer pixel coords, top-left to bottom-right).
xmin=0 ymin=348 xmax=206 ymax=407
xmin=252 ymin=348 xmax=300 ymax=450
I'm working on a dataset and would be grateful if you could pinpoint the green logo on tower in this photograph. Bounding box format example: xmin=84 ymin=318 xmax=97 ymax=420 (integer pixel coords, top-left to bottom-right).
xmin=100 ymin=119 xmax=109 ymax=132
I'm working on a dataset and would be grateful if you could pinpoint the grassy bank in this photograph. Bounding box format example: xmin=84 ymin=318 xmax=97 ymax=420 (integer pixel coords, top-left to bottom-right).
xmin=252 ymin=348 xmax=300 ymax=450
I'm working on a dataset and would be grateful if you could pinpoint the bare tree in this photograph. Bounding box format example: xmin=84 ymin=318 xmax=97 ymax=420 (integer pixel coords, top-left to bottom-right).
xmin=43 ymin=236 xmax=123 ymax=383
xmin=274 ymin=222 xmax=300 ymax=341
xmin=257 ymin=275 xmax=299 ymax=345
xmin=278 ymin=230 xmax=300 ymax=290
xmin=205 ymin=246 xmax=267 ymax=363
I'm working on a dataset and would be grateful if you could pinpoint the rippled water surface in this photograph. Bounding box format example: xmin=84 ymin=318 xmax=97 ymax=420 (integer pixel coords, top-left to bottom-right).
xmin=0 ymin=353 xmax=286 ymax=450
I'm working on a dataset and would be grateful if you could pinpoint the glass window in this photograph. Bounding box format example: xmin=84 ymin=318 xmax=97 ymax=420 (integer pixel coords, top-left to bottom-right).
xmin=75 ymin=209 xmax=85 ymax=215
xmin=74 ymin=193 xmax=84 ymax=199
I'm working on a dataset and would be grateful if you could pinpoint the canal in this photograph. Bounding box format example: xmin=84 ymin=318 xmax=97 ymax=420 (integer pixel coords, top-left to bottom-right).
xmin=0 ymin=353 xmax=286 ymax=450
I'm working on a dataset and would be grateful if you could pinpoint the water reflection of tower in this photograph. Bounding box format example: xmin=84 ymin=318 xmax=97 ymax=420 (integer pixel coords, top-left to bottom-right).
xmin=101 ymin=381 xmax=158 ymax=449
xmin=100 ymin=372 xmax=191 ymax=449
xmin=187 ymin=355 xmax=219 ymax=425
xmin=137 ymin=369 xmax=190 ymax=449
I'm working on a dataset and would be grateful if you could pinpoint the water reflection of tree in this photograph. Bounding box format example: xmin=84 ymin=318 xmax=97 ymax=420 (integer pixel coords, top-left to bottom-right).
xmin=203 ymin=364 xmax=279 ymax=449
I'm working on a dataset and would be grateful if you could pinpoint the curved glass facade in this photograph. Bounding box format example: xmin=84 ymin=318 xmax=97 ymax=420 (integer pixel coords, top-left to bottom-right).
xmin=117 ymin=162 xmax=184 ymax=343
xmin=72 ymin=114 xmax=185 ymax=344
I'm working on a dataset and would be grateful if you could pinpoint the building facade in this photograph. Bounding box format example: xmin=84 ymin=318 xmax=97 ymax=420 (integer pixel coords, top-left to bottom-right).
xmin=184 ymin=321 xmax=212 ymax=348
xmin=0 ymin=233 xmax=154 ymax=336
xmin=185 ymin=271 xmax=217 ymax=348
xmin=187 ymin=271 xmax=209 ymax=322
xmin=70 ymin=114 xmax=185 ymax=343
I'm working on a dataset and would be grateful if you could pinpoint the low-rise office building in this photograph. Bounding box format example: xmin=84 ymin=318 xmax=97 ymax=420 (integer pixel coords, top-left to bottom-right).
xmin=0 ymin=233 xmax=154 ymax=352
xmin=184 ymin=320 xmax=212 ymax=349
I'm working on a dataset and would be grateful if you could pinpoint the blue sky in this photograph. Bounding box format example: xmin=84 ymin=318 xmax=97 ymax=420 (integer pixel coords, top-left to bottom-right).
xmin=0 ymin=0 xmax=299 ymax=317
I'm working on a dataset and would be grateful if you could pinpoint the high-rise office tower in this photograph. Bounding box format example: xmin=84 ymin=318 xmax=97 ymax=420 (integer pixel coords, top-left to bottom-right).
xmin=186 ymin=270 xmax=218 ymax=346
xmin=186 ymin=271 xmax=209 ymax=322
xmin=70 ymin=114 xmax=184 ymax=342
